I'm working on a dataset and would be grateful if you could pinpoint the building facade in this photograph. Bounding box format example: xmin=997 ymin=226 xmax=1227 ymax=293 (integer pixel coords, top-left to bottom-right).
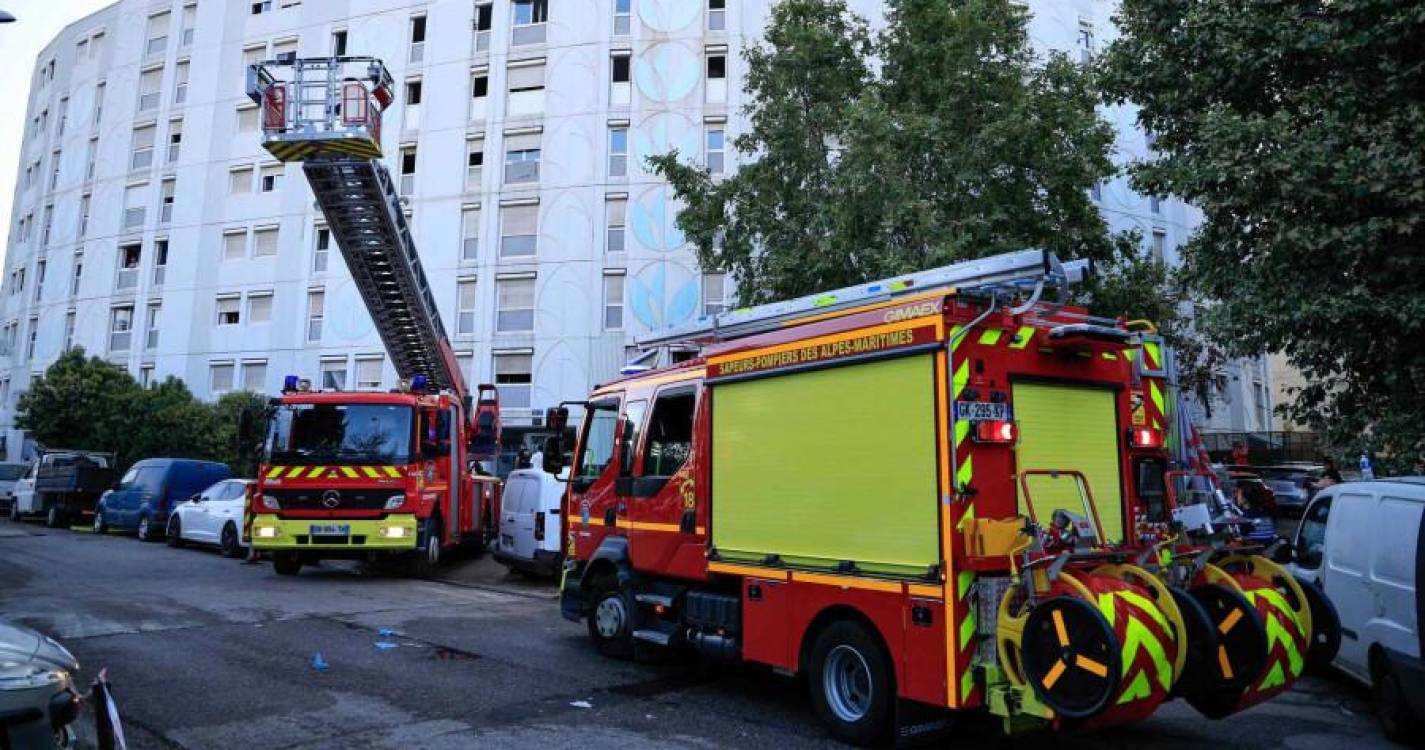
xmin=0 ymin=0 xmax=1266 ymax=460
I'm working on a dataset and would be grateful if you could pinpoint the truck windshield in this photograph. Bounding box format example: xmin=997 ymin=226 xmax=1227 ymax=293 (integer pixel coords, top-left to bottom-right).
xmin=265 ymin=403 xmax=414 ymax=465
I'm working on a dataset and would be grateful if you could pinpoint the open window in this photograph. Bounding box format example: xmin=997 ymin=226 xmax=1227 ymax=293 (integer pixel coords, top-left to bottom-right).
xmin=572 ymin=399 xmax=620 ymax=492
xmin=625 ymin=388 xmax=695 ymax=498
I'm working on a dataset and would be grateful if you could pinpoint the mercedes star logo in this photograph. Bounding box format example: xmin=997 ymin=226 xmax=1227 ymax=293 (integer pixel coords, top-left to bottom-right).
xmin=321 ymin=490 xmax=341 ymax=509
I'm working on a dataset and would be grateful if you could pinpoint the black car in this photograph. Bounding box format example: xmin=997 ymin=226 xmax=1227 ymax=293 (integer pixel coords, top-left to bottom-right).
xmin=1254 ymin=464 xmax=1325 ymax=515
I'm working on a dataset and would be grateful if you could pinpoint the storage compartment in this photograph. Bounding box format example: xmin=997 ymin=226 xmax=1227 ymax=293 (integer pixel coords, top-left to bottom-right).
xmin=1011 ymin=382 xmax=1125 ymax=541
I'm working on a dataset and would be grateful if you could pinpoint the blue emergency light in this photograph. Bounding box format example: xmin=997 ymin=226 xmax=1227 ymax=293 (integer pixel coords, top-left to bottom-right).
xmin=283 ymin=375 xmax=300 ymax=392
xmin=410 ymin=375 xmax=429 ymax=393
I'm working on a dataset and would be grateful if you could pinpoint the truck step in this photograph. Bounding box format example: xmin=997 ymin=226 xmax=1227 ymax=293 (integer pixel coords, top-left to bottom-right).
xmin=635 ymin=593 xmax=674 ymax=608
xmin=632 ymin=629 xmax=673 ymax=646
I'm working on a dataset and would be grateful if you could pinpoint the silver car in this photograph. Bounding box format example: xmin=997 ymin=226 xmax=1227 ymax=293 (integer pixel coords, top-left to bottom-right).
xmin=0 ymin=620 xmax=81 ymax=749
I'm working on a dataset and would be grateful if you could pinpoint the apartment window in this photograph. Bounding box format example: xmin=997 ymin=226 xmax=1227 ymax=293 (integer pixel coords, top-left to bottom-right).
xmin=1078 ymin=21 xmax=1095 ymax=64
xmin=86 ymin=138 xmax=98 ymax=180
xmin=49 ymin=152 xmax=62 ymax=190
xmin=138 ymin=68 xmax=162 ymax=112
xmin=223 ymin=229 xmax=247 ymax=260
xmin=399 ymin=147 xmax=417 ymax=195
xmin=706 ymin=52 xmax=727 ymax=103
xmin=457 ymin=278 xmax=477 ymax=334
xmin=237 ymin=105 xmax=259 ymax=133
xmin=320 ymin=359 xmax=347 ymax=390
xmin=603 ymin=272 xmax=625 ymax=330
xmin=611 ymin=54 xmax=631 ymax=106
xmin=467 ymin=138 xmax=485 ymax=190
xmin=474 ymin=3 xmax=493 ymax=52
xmin=457 ymin=352 xmax=474 ymax=382
xmin=706 ymin=127 xmax=725 ymax=174
xmin=216 ymin=295 xmax=241 ymax=326
xmin=91 ymin=32 xmax=105 ymax=59
xmin=109 ymin=306 xmax=134 ymax=351
xmin=606 ymin=197 xmax=626 ymax=253
xmin=702 ymin=273 xmax=727 ymax=316
xmin=404 ymin=80 xmax=423 ymax=130
xmin=271 ymin=38 xmax=296 ymax=65
xmin=153 ymin=239 xmax=168 ymax=286
xmin=512 ymin=0 xmax=549 ymax=46
xmin=500 ymin=203 xmax=538 ymax=258
xmin=131 ymin=125 xmax=156 ymax=170
xmin=409 ymin=15 xmax=427 ymax=63
xmin=25 ymin=318 xmax=38 ymax=360
xmin=117 ymin=244 xmax=141 ymax=290
xmin=496 ymin=277 xmax=535 ymax=332
xmin=247 ymin=292 xmax=273 ymax=323
xmin=146 ymin=12 xmax=169 ymax=57
xmin=210 ymin=362 xmax=235 ymax=395
xmin=145 ymin=302 xmax=161 ymax=349
xmin=251 ymin=1 xmax=272 ymax=15
xmin=40 ymin=205 xmax=53 ymax=247
xmin=168 ymin=119 xmax=183 ymax=164
xmin=506 ymin=61 xmax=546 ymax=117
xmin=78 ymin=194 xmax=91 ymax=238
xmin=1150 ymin=195 xmax=1162 ymax=214
xmin=1091 ymin=182 xmax=1103 ymax=202
xmin=181 ymin=4 xmax=196 ymax=47
xmin=33 ymin=261 xmax=46 ymax=303
xmin=313 ymin=227 xmax=330 ymax=272
xmin=331 ymin=29 xmax=348 ymax=56
xmin=493 ymin=353 xmax=532 ymax=409
xmin=613 ymin=0 xmax=631 ymax=35
xmin=160 ymin=179 xmax=175 ymax=223
xmin=608 ymin=127 xmax=628 ymax=177
xmin=260 ymin=164 xmax=284 ymax=192
xmin=708 ymin=0 xmax=726 ymax=31
xmin=242 ymin=44 xmax=266 ymax=80
xmin=123 ymin=185 xmax=147 ymax=230
xmin=58 ymin=97 xmax=68 ymax=135
xmin=173 ymin=62 xmax=189 ymax=105
xmin=306 ymin=290 xmax=324 ymax=341
xmin=70 ymin=252 xmax=83 ymax=297
xmin=504 ymin=138 xmax=541 ymax=185
xmin=243 ymin=361 xmax=268 ymax=392
xmin=471 ymin=69 xmax=489 ymax=119
xmin=1151 ymin=229 xmax=1167 ymax=263
xmin=93 ymin=82 xmax=105 ymax=125
xmin=229 ymin=165 xmax=253 ymax=195
xmin=77 ymin=38 xmax=88 ymax=60
xmin=254 ymin=227 xmax=279 ymax=257
xmin=462 ymin=207 xmax=480 ymax=262
xmin=63 ymin=312 xmax=75 ymax=351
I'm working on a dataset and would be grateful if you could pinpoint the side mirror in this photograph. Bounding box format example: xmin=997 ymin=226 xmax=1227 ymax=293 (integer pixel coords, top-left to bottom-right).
xmin=546 ymin=406 xmax=569 ymax=432
xmin=190 ymin=494 xmax=201 ymax=503
xmin=1270 ymin=539 xmax=1295 ymax=564
xmin=541 ymin=436 xmax=564 ymax=475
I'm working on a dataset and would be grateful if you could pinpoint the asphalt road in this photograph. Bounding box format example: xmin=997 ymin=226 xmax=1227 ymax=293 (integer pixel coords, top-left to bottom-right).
xmin=0 ymin=519 xmax=1397 ymax=749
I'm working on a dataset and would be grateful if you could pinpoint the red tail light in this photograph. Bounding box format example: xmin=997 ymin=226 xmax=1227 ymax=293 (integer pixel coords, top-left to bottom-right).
xmin=973 ymin=420 xmax=1018 ymax=444
xmin=534 ymin=512 xmax=545 ymax=542
xmin=1128 ymin=428 xmax=1164 ymax=449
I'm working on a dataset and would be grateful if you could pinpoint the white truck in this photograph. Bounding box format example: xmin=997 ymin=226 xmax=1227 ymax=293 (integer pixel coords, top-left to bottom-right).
xmin=9 ymin=450 xmax=117 ymax=528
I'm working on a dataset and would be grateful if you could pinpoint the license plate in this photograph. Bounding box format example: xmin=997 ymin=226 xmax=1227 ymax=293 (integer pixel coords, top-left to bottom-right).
xmin=954 ymin=401 xmax=1011 ymax=422
xmin=309 ymin=524 xmax=351 ymax=536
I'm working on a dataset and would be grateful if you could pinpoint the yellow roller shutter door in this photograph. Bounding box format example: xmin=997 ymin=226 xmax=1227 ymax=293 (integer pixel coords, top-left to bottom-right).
xmin=1011 ymin=381 xmax=1124 ymax=541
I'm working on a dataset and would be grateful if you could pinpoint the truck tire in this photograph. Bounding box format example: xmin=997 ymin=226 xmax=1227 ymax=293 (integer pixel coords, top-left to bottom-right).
xmin=45 ymin=505 xmax=66 ymax=529
xmin=807 ymin=620 xmax=894 ymax=747
xmin=586 ymin=574 xmax=635 ymax=660
xmin=167 ymin=516 xmax=185 ymax=548
xmin=220 ymin=523 xmax=241 ymax=558
xmin=1374 ymin=656 xmax=1424 ymax=743
xmin=273 ymin=552 xmax=302 ymax=576
xmin=408 ymin=517 xmax=442 ymax=577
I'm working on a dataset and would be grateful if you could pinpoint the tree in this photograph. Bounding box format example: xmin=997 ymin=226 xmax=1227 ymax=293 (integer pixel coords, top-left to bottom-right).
xmin=1099 ymin=0 xmax=1425 ymax=471
xmin=214 ymin=390 xmax=270 ymax=476
xmin=16 ymin=349 xmax=142 ymax=454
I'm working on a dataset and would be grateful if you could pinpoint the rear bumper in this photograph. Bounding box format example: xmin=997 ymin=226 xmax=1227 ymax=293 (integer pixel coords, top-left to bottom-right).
xmin=250 ymin=515 xmax=419 ymax=552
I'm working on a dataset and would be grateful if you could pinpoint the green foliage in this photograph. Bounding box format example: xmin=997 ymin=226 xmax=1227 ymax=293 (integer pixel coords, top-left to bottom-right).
xmin=16 ymin=348 xmax=262 ymax=473
xmin=650 ymin=0 xmax=1191 ymax=351
xmin=1100 ymin=0 xmax=1425 ymax=471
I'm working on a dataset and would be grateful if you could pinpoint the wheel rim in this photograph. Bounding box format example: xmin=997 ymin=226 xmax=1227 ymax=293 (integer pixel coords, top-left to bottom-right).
xmin=169 ymin=519 xmax=180 ymax=538
xmin=139 ymin=517 xmax=149 ymax=538
xmin=93 ymin=513 xmax=102 ymax=532
xmin=594 ymin=593 xmax=627 ymax=639
xmin=824 ymin=645 xmax=873 ymax=723
xmin=223 ymin=526 xmax=236 ymax=551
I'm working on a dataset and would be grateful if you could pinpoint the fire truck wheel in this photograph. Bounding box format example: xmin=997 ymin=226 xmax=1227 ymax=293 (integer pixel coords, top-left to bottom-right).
xmin=221 ymin=523 xmax=242 ymax=558
xmin=807 ymin=620 xmax=893 ymax=747
xmin=409 ymin=518 xmax=442 ymax=577
xmin=273 ymin=552 xmax=302 ymax=576
xmin=166 ymin=516 xmax=185 ymax=547
xmin=587 ymin=575 xmax=635 ymax=659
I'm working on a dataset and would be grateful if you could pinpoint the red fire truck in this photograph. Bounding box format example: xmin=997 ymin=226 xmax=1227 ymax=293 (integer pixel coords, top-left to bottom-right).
xmin=243 ymin=58 xmax=501 ymax=576
xmin=547 ymin=250 xmax=1338 ymax=744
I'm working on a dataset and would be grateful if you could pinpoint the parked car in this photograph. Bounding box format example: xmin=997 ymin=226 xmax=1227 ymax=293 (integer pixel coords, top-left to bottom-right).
xmin=1288 ymin=479 xmax=1425 ymax=742
xmin=494 ymin=468 xmax=565 ymax=577
xmin=1218 ymin=468 xmax=1279 ymax=515
xmin=0 ymin=462 xmax=29 ymax=516
xmin=167 ymin=478 xmax=254 ymax=557
xmin=9 ymin=451 xmax=117 ymax=528
xmin=0 ymin=618 xmax=81 ymax=749
xmin=1255 ymin=463 xmax=1325 ymax=515
xmin=94 ymin=459 xmax=233 ymax=541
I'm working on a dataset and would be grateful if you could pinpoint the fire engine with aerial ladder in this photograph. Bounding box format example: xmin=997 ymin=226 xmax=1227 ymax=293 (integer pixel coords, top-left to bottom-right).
xmin=242 ymin=57 xmax=502 ymax=576
xmin=545 ymin=248 xmax=1343 ymax=743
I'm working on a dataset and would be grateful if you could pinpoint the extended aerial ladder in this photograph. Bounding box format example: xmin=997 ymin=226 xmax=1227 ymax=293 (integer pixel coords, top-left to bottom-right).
xmin=247 ymin=57 xmax=500 ymax=456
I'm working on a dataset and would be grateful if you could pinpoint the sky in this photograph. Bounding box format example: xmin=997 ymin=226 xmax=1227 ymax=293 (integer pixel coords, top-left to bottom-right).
xmin=0 ymin=0 xmax=114 ymax=269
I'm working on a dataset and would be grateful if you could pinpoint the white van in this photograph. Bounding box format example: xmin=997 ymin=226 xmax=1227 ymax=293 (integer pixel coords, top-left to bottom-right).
xmin=1290 ymin=479 xmax=1424 ymax=742
xmin=494 ymin=468 xmax=565 ymax=577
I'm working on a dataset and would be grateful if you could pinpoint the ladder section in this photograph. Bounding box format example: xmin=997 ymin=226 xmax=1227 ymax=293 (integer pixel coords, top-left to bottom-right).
xmin=304 ymin=158 xmax=464 ymax=393
xmin=638 ymin=249 xmax=1092 ymax=349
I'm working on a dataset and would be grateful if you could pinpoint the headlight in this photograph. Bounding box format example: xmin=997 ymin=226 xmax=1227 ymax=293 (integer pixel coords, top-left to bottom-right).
xmin=261 ymin=494 xmax=280 ymax=510
xmin=383 ymin=494 xmax=406 ymax=510
xmin=255 ymin=526 xmax=279 ymax=538
xmin=378 ymin=526 xmax=408 ymax=539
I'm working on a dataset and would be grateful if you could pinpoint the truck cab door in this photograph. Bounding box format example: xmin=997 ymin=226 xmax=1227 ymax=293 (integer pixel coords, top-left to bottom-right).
xmin=624 ymin=388 xmax=699 ymax=572
xmin=566 ymin=397 xmax=622 ymax=561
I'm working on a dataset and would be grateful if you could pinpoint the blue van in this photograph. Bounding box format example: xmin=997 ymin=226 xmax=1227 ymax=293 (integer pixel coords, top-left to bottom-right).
xmin=94 ymin=459 xmax=232 ymax=541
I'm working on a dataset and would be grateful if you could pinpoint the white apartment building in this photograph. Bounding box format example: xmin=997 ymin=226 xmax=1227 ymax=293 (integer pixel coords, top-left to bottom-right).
xmin=0 ymin=0 xmax=1267 ymax=461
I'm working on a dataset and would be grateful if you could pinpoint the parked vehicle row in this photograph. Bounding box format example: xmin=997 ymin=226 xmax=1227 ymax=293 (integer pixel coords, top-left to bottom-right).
xmin=8 ymin=450 xmax=116 ymax=528
xmin=92 ymin=458 xmax=232 ymax=541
